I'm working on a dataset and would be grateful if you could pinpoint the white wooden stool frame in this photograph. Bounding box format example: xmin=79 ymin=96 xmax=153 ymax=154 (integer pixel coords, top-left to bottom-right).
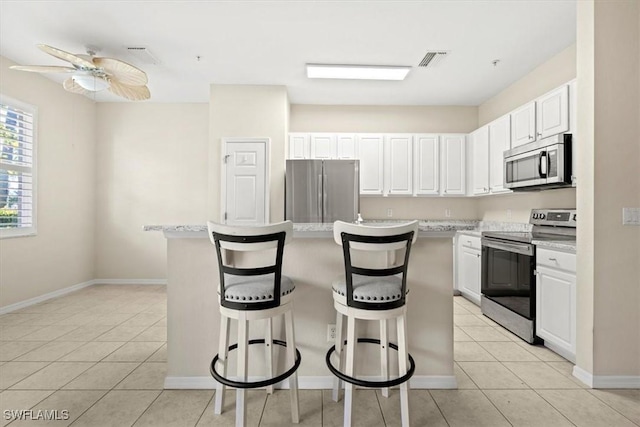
xmin=327 ymin=221 xmax=419 ymax=427
xmin=207 ymin=221 xmax=300 ymax=427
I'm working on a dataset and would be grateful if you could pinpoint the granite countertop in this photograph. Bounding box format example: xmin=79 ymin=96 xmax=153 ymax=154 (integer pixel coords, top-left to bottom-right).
xmin=452 ymin=222 xmax=576 ymax=253
xmin=532 ymin=239 xmax=577 ymax=253
xmin=144 ymin=219 xmax=480 ymax=238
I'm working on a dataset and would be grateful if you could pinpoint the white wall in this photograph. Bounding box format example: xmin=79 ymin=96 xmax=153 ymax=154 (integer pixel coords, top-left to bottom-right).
xmin=95 ymin=103 xmax=209 ymax=280
xmin=0 ymin=56 xmax=96 ymax=307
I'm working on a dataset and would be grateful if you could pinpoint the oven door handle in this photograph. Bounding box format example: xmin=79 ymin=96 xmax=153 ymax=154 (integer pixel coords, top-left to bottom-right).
xmin=481 ymin=238 xmax=534 ymax=256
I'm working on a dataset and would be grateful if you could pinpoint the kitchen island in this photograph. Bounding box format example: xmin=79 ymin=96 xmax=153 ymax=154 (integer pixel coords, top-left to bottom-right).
xmin=145 ymin=220 xmax=478 ymax=389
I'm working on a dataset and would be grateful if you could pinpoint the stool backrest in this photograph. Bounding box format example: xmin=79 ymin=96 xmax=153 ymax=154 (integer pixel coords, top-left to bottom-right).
xmin=333 ymin=221 xmax=419 ymax=309
xmin=207 ymin=220 xmax=293 ymax=310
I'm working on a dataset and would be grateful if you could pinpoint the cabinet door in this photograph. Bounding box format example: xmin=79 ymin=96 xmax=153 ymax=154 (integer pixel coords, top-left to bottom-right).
xmin=536 ymin=85 xmax=569 ymax=140
xmin=460 ymin=246 xmax=481 ymax=305
xmin=488 ymin=115 xmax=511 ymax=194
xmin=441 ymin=134 xmax=466 ymax=196
xmin=336 ymin=134 xmax=357 ymax=159
xmin=289 ymin=133 xmax=309 ymax=159
xmin=414 ymin=134 xmax=439 ymax=195
xmin=385 ymin=134 xmax=413 ymax=195
xmin=536 ymin=266 xmax=576 ymax=361
xmin=510 ymin=102 xmax=536 ymax=148
xmin=357 ymin=134 xmax=384 ymax=195
xmin=470 ymin=126 xmax=489 ymax=195
xmin=310 ymin=134 xmax=337 ymax=159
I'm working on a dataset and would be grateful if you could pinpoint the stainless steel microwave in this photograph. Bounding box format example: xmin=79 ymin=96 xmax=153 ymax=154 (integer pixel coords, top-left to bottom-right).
xmin=504 ymin=134 xmax=572 ymax=191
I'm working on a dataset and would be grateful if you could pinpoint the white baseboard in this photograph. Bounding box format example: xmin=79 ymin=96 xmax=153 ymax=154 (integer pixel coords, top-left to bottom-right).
xmin=92 ymin=279 xmax=167 ymax=285
xmin=0 ymin=280 xmax=95 ymax=315
xmin=164 ymin=375 xmax=457 ymax=390
xmin=0 ymin=278 xmax=168 ymax=314
xmin=573 ymin=366 xmax=640 ymax=388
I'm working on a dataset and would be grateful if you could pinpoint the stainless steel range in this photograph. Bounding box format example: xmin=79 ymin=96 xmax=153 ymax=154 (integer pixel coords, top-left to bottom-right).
xmin=480 ymin=209 xmax=576 ymax=343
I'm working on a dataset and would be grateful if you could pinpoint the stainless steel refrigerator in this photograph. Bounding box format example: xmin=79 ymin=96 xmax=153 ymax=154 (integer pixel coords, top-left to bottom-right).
xmin=285 ymin=159 xmax=360 ymax=223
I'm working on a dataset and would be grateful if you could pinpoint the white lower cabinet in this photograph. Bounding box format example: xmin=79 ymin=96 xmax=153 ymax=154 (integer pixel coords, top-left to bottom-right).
xmin=456 ymin=234 xmax=482 ymax=305
xmin=535 ymin=248 xmax=576 ymax=362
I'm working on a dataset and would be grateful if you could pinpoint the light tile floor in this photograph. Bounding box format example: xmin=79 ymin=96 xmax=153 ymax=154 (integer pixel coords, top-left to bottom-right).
xmin=0 ymin=286 xmax=638 ymax=426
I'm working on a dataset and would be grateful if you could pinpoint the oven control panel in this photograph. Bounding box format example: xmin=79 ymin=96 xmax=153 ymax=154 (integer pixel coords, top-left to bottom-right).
xmin=530 ymin=209 xmax=577 ymax=227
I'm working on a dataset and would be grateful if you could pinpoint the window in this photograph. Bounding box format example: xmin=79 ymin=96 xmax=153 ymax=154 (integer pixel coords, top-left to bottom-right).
xmin=0 ymin=95 xmax=36 ymax=238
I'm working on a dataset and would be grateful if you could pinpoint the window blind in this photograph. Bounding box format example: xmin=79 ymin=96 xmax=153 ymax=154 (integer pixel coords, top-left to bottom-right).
xmin=0 ymin=97 xmax=36 ymax=236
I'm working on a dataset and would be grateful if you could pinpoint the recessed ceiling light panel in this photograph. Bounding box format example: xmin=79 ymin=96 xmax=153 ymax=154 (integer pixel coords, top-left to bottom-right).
xmin=306 ymin=64 xmax=411 ymax=81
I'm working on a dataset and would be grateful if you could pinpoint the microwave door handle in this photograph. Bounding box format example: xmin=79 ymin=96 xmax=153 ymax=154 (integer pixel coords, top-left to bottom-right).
xmin=538 ymin=151 xmax=547 ymax=178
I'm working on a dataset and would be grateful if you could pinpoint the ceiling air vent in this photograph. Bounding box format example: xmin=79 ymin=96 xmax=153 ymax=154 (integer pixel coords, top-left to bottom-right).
xmin=125 ymin=46 xmax=160 ymax=65
xmin=418 ymin=51 xmax=450 ymax=68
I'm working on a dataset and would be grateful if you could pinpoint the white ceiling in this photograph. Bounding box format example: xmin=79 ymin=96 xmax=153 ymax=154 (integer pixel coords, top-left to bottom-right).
xmin=0 ymin=0 xmax=576 ymax=105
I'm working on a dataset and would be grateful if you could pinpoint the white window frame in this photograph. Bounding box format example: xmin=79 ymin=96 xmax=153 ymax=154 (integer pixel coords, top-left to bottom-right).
xmin=0 ymin=94 xmax=37 ymax=238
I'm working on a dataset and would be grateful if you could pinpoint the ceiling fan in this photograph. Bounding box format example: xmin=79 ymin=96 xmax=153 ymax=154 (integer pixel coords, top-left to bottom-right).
xmin=10 ymin=44 xmax=151 ymax=101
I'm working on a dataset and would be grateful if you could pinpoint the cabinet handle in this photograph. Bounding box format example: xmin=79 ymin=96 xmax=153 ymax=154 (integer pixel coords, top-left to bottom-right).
xmin=537 ymin=132 xmax=542 ymax=137
xmin=529 ymin=135 xmax=533 ymax=140
xmin=548 ymin=257 xmax=557 ymax=261
xmin=476 ymin=254 xmax=481 ymax=258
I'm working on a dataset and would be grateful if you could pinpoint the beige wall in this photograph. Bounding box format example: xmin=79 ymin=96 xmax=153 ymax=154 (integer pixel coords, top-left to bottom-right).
xmin=95 ymin=103 xmax=209 ymax=280
xmin=478 ymin=44 xmax=577 ymax=127
xmin=474 ymin=44 xmax=577 ymax=222
xmin=291 ymin=105 xmax=478 ymax=133
xmin=577 ymin=0 xmax=640 ymax=378
xmin=0 ymin=56 xmax=96 ymax=306
xmin=208 ymin=85 xmax=289 ymax=222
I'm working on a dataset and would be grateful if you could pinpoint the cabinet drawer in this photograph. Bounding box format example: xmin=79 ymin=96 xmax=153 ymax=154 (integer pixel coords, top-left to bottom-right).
xmin=459 ymin=235 xmax=481 ymax=250
xmin=537 ymin=248 xmax=576 ymax=272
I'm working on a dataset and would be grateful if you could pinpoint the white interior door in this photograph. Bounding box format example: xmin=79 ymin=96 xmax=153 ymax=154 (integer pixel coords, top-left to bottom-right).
xmin=222 ymin=138 xmax=269 ymax=225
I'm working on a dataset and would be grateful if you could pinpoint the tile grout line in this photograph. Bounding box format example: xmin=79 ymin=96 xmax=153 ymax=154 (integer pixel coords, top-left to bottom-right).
xmin=426 ymin=390 xmax=452 ymax=427
xmin=583 ymin=389 xmax=640 ymax=427
xmin=194 ymin=391 xmax=216 ymax=426
xmin=129 ymin=388 xmax=164 ymax=427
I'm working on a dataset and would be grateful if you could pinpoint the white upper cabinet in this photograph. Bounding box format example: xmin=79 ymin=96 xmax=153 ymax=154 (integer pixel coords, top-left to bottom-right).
xmin=357 ymin=134 xmax=384 ymax=195
xmin=384 ymin=134 xmax=413 ymax=196
xmin=336 ymin=134 xmax=357 ymax=159
xmin=536 ymin=85 xmax=569 ymax=140
xmin=413 ymin=134 xmax=439 ymax=195
xmin=488 ymin=115 xmax=511 ymax=194
xmin=289 ymin=133 xmax=309 ymax=159
xmin=440 ymin=134 xmax=466 ymax=196
xmin=470 ymin=126 xmax=489 ymax=195
xmin=510 ymin=101 xmax=536 ymax=148
xmin=310 ymin=134 xmax=337 ymax=159
xmin=511 ymin=84 xmax=570 ymax=148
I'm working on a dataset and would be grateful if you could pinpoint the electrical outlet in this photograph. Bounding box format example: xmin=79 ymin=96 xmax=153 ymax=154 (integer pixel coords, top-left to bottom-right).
xmin=387 ymin=208 xmax=393 ymax=218
xmin=445 ymin=208 xmax=451 ymax=218
xmin=622 ymin=207 xmax=640 ymax=225
xmin=327 ymin=324 xmax=337 ymax=342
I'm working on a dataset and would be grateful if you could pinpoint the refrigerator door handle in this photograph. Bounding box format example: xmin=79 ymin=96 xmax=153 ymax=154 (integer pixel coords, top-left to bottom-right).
xmin=317 ymin=174 xmax=323 ymax=221
xmin=323 ymin=172 xmax=328 ymax=221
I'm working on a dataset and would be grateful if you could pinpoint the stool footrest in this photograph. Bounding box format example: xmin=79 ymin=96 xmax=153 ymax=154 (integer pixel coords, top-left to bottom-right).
xmin=210 ymin=338 xmax=302 ymax=389
xmin=325 ymin=338 xmax=415 ymax=388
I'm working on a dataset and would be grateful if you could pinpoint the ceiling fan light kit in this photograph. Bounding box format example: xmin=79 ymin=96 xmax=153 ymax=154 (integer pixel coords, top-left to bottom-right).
xmin=72 ymin=74 xmax=110 ymax=92
xmin=9 ymin=44 xmax=151 ymax=101
xmin=306 ymin=64 xmax=411 ymax=81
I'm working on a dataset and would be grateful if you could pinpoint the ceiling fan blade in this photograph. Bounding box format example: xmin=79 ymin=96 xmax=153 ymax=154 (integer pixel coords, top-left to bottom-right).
xmin=93 ymin=57 xmax=148 ymax=86
xmin=63 ymin=77 xmax=89 ymax=95
xmin=107 ymin=79 xmax=151 ymax=101
xmin=10 ymin=65 xmax=77 ymax=73
xmin=37 ymin=44 xmax=95 ymax=69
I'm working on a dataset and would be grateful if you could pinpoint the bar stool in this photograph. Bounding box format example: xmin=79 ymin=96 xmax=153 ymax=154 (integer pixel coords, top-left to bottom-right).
xmin=326 ymin=220 xmax=418 ymax=427
xmin=207 ymin=220 xmax=301 ymax=427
